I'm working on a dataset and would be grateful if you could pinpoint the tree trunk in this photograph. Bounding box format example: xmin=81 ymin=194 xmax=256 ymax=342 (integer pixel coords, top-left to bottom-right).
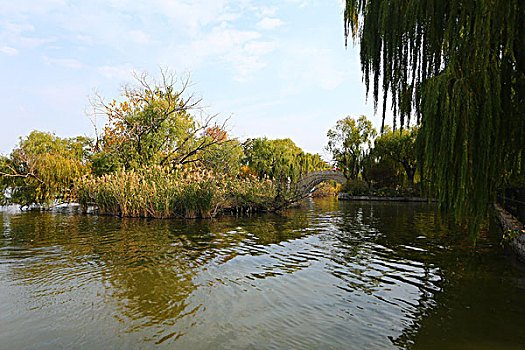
xmin=402 ymin=161 xmax=416 ymax=185
xmin=407 ymin=168 xmax=415 ymax=184
xmin=351 ymin=155 xmax=358 ymax=180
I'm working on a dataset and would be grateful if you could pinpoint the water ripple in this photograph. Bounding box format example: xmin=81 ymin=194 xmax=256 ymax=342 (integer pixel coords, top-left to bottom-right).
xmin=1 ymin=200 xmax=524 ymax=349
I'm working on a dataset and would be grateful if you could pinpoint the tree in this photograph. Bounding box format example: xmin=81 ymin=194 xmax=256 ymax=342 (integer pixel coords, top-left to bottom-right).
xmin=326 ymin=115 xmax=376 ymax=180
xmin=242 ymin=137 xmax=329 ymax=203
xmin=296 ymin=152 xmax=329 ymax=175
xmin=243 ymin=138 xmax=300 ymax=181
xmin=0 ymin=131 xmax=90 ymax=208
xmin=360 ymin=150 xmax=400 ymax=189
xmin=344 ymin=0 xmax=524 ymax=233
xmin=90 ymin=69 xmax=234 ymax=174
xmin=199 ymin=136 xmax=244 ymax=174
xmin=374 ymin=126 xmax=418 ymax=184
xmin=243 ymin=137 xmax=328 ymax=182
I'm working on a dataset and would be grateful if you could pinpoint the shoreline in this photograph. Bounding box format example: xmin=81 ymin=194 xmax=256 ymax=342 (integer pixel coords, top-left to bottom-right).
xmin=338 ymin=193 xmax=437 ymax=202
xmin=494 ymin=204 xmax=525 ymax=261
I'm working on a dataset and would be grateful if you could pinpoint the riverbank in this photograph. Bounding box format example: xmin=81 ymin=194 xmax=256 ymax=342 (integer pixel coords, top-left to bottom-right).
xmin=338 ymin=192 xmax=437 ymax=202
xmin=495 ymin=204 xmax=525 ymax=261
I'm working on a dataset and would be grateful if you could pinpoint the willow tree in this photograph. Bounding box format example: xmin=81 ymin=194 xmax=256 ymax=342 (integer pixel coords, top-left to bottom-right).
xmin=242 ymin=137 xmax=325 ymax=182
xmin=0 ymin=131 xmax=90 ymax=208
xmin=374 ymin=126 xmax=418 ymax=184
xmin=326 ymin=115 xmax=376 ymax=180
xmin=344 ymin=0 xmax=524 ymax=234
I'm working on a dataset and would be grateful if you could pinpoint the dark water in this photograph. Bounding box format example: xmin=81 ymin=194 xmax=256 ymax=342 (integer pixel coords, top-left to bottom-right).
xmin=1 ymin=198 xmax=524 ymax=349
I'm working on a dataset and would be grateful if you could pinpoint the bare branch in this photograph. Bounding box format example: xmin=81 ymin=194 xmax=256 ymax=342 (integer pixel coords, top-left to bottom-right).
xmin=0 ymin=151 xmax=45 ymax=185
xmin=0 ymin=171 xmax=45 ymax=184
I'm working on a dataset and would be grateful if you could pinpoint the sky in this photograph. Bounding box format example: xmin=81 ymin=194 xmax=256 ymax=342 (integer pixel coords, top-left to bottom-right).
xmin=0 ymin=0 xmax=384 ymax=158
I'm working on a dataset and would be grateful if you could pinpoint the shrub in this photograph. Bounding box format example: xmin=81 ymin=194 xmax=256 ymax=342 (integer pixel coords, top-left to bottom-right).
xmin=343 ymin=180 xmax=370 ymax=196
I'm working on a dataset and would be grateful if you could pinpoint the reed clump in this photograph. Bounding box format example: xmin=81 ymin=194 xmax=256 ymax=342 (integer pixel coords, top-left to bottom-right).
xmin=76 ymin=165 xmax=279 ymax=218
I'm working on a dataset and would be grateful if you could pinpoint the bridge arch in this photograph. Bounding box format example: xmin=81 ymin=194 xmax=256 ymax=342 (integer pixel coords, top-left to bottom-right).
xmin=294 ymin=170 xmax=347 ymax=197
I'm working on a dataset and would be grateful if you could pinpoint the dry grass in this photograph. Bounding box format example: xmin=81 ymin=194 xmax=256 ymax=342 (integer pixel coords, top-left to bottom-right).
xmin=76 ymin=165 xmax=279 ymax=218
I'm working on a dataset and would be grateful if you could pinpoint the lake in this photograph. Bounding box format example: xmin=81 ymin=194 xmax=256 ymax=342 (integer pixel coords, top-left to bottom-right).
xmin=1 ymin=198 xmax=524 ymax=349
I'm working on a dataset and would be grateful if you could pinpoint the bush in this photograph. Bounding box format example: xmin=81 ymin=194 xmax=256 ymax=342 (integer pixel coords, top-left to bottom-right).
xmin=375 ymin=187 xmax=398 ymax=197
xmin=343 ymin=180 xmax=370 ymax=196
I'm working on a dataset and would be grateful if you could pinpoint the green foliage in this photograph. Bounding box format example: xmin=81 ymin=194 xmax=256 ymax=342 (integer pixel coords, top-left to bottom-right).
xmin=76 ymin=165 xmax=279 ymax=218
xmin=361 ymin=155 xmax=400 ymax=188
xmin=0 ymin=131 xmax=90 ymax=208
xmin=374 ymin=126 xmax=418 ymax=184
xmin=200 ymin=138 xmax=244 ymax=175
xmin=343 ymin=179 xmax=370 ymax=196
xmin=91 ymin=70 xmax=235 ymax=175
xmin=344 ymin=0 xmax=525 ymax=235
xmin=243 ymin=137 xmax=328 ymax=182
xmin=326 ymin=115 xmax=376 ymax=179
xmin=90 ymin=151 xmax=122 ymax=177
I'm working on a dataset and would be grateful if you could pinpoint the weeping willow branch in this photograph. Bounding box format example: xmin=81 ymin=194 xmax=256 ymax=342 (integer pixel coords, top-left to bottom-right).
xmin=344 ymin=0 xmax=525 ymax=236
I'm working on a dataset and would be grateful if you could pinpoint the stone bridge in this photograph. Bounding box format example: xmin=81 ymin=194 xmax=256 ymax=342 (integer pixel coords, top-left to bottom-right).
xmin=294 ymin=170 xmax=347 ymax=198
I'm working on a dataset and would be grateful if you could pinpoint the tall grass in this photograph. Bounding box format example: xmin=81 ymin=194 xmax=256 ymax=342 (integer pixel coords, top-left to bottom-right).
xmin=76 ymin=165 xmax=279 ymax=218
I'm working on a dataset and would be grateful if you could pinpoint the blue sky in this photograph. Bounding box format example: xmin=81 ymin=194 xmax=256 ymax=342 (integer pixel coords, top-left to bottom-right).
xmin=0 ymin=0 xmax=383 ymax=158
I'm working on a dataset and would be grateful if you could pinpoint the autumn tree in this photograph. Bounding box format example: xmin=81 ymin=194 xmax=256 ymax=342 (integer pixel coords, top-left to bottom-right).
xmin=90 ymin=69 xmax=234 ymax=174
xmin=325 ymin=115 xmax=376 ymax=180
xmin=344 ymin=0 xmax=525 ymax=234
xmin=0 ymin=131 xmax=90 ymax=208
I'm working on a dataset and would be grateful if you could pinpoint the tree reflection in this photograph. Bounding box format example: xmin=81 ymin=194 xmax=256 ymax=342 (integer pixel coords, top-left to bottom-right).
xmin=0 ymin=207 xmax=314 ymax=333
xmin=333 ymin=201 xmax=523 ymax=349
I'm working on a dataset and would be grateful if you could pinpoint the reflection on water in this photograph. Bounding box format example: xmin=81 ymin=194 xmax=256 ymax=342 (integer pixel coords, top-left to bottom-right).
xmin=1 ymin=199 xmax=524 ymax=349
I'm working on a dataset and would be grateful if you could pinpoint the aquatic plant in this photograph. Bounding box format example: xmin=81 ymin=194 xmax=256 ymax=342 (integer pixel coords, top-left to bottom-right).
xmin=76 ymin=165 xmax=280 ymax=218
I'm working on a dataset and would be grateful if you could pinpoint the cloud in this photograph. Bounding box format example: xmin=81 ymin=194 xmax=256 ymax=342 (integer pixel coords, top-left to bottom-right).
xmin=97 ymin=64 xmax=134 ymax=80
xmin=256 ymin=7 xmax=278 ymax=17
xmin=155 ymin=0 xmax=233 ymax=34
xmin=256 ymin=17 xmax=283 ymax=30
xmin=2 ymin=22 xmax=35 ymax=34
xmin=1 ymin=0 xmax=282 ymax=83
xmin=0 ymin=19 xmax=54 ymax=51
xmin=0 ymin=0 xmax=67 ymax=15
xmin=244 ymin=41 xmax=278 ymax=56
xmin=0 ymin=46 xmax=19 ymax=55
xmin=172 ymin=24 xmax=277 ymax=80
xmin=76 ymin=34 xmax=94 ymax=44
xmin=279 ymin=46 xmax=354 ymax=94
xmin=18 ymin=37 xmax=56 ymax=49
xmin=128 ymin=30 xmax=150 ymax=44
xmin=43 ymin=56 xmax=84 ymax=69
xmin=284 ymin=0 xmax=310 ymax=7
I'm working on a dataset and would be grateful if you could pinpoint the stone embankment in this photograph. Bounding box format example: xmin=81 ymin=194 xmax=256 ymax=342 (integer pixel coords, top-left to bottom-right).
xmin=339 ymin=193 xmax=436 ymax=202
xmin=495 ymin=204 xmax=525 ymax=261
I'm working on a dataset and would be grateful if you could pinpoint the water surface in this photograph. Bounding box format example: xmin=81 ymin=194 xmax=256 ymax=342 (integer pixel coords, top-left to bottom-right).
xmin=1 ymin=198 xmax=524 ymax=349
